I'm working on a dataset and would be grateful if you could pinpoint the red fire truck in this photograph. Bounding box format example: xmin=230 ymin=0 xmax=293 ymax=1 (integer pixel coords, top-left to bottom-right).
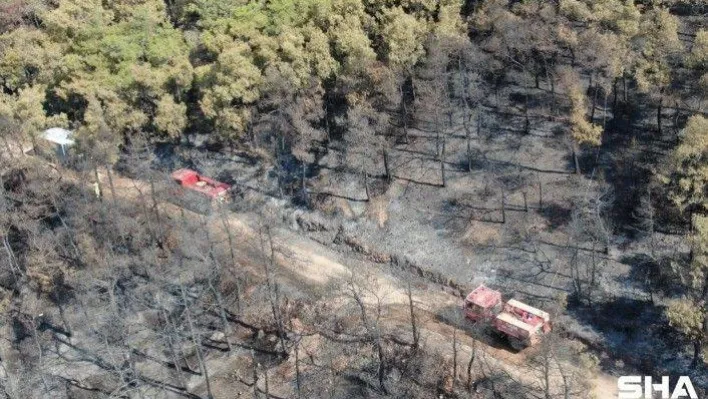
xmin=463 ymin=285 xmax=552 ymax=350
xmin=170 ymin=169 xmax=231 ymax=213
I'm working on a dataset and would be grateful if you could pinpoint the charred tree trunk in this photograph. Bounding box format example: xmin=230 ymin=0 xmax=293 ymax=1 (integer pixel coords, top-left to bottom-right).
xmin=400 ymin=82 xmax=409 ymax=144
xmin=452 ymin=329 xmax=458 ymax=389
xmin=274 ymin=140 xmax=283 ymax=199
xmin=105 ymin=166 xmax=117 ymax=205
xmin=383 ymin=149 xmax=391 ymax=183
xmin=572 ymin=142 xmax=581 ymax=175
xmin=432 ymin=93 xmax=442 ymax=157
xmin=440 ymin=139 xmax=446 ymax=188
xmin=657 ymin=93 xmax=664 ymax=136
xmin=467 ymin=120 xmax=472 ymax=172
xmin=180 ymin=285 xmax=213 ymax=399
xmin=673 ymin=99 xmax=681 ymax=139
xmin=376 ymin=337 xmax=388 ymax=394
xmin=294 ymin=338 xmax=302 ymax=398
xmin=252 ymin=352 xmax=259 ymax=399
xmin=544 ymin=58 xmax=557 ymax=115
xmin=570 ymin=248 xmax=582 ymax=299
xmin=263 ymin=364 xmax=270 ymax=398
xmin=569 ymin=49 xmax=576 ymax=68
xmin=524 ymin=89 xmax=531 ymax=135
xmin=466 ymin=339 xmax=477 ymax=392
xmin=220 ymin=212 xmax=242 ymax=315
xmin=590 ymin=80 xmax=598 ymax=124
xmin=459 ymin=53 xmax=475 ymax=172
xmin=696 ymin=280 xmax=708 ymax=368
xmin=589 ymin=241 xmax=597 ymax=306
xmin=407 ymin=280 xmax=419 ymax=350
xmin=501 ymin=187 xmax=506 ymax=224
xmin=209 ymin=279 xmax=234 ymax=352
xmin=30 ymin=133 xmax=38 ymax=156
xmin=148 ymin=175 xmax=161 ymax=227
xmin=603 ymin=93 xmax=609 ymax=131
xmin=324 ymin=103 xmax=331 ymax=143
xmin=161 ymin=308 xmax=188 ymax=389
xmin=261 ymin=227 xmax=287 ymax=354
xmin=301 ymin=163 xmax=307 ymax=203
xmin=535 ymin=71 xmax=540 ymax=89
xmin=691 ymin=340 xmax=702 ymax=369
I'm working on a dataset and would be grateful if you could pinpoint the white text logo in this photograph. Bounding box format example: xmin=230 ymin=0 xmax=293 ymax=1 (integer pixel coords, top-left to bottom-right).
xmin=618 ymin=376 xmax=698 ymax=399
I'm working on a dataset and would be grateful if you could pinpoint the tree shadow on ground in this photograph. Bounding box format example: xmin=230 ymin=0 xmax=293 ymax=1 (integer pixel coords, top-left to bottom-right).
xmin=569 ymin=297 xmax=669 ymax=375
xmin=592 ymin=97 xmax=672 ymax=235
xmin=619 ymin=252 xmax=689 ymax=299
xmin=538 ymin=202 xmax=572 ymax=230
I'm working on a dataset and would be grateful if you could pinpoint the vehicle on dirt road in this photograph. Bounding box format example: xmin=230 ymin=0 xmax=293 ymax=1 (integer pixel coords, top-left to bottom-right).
xmin=170 ymin=168 xmax=231 ymax=214
xmin=463 ymin=285 xmax=552 ymax=350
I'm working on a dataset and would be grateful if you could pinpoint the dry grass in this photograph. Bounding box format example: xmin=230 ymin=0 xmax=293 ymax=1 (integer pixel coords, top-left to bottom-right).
xmin=462 ymin=220 xmax=502 ymax=246
xmin=333 ymin=197 xmax=355 ymax=218
xmin=365 ymin=194 xmax=390 ymax=228
xmin=312 ymin=192 xmax=356 ymax=218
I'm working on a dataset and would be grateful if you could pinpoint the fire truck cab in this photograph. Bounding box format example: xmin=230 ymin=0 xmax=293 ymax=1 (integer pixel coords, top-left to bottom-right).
xmin=463 ymin=285 xmax=502 ymax=322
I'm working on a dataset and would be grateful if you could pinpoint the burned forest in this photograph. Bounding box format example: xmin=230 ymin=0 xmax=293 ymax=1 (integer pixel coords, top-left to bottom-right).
xmin=1 ymin=0 xmax=708 ymax=398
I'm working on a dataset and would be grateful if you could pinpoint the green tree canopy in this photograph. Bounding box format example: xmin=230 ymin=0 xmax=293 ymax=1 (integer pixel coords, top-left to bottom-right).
xmin=0 ymin=0 xmax=193 ymax=151
xmin=661 ymin=115 xmax=708 ymax=214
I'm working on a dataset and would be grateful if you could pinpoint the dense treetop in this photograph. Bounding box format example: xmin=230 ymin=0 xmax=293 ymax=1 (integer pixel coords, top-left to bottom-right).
xmin=2 ymin=0 xmax=701 ymax=151
xmin=0 ymin=0 xmax=469 ymax=148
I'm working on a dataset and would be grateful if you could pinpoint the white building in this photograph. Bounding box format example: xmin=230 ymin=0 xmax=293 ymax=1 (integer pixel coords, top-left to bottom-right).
xmin=41 ymin=128 xmax=75 ymax=158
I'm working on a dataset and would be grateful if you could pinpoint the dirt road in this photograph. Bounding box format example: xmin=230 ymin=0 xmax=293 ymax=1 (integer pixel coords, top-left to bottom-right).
xmin=92 ymin=169 xmax=618 ymax=398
